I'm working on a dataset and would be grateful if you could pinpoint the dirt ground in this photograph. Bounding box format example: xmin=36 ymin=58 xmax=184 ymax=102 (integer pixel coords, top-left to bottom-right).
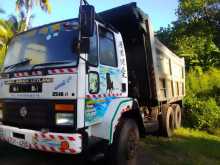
xmin=0 ymin=141 xmax=152 ymax=165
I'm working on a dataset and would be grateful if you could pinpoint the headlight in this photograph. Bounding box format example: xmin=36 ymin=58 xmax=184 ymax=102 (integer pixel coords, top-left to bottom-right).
xmin=55 ymin=113 xmax=74 ymax=126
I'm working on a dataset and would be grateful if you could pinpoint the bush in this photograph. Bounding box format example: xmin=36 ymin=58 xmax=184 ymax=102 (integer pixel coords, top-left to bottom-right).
xmin=183 ymin=68 xmax=220 ymax=129
xmin=184 ymin=96 xmax=220 ymax=129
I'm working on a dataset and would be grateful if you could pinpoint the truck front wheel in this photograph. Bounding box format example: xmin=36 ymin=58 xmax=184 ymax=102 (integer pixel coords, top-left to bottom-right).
xmin=107 ymin=118 xmax=140 ymax=165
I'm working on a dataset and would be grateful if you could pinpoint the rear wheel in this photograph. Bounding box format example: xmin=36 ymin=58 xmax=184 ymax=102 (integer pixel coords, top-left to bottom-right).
xmin=107 ymin=118 xmax=140 ymax=165
xmin=160 ymin=105 xmax=174 ymax=137
xmin=172 ymin=104 xmax=182 ymax=129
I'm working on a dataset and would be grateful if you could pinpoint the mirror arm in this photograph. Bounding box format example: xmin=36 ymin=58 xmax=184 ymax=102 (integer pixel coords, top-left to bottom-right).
xmin=77 ymin=52 xmax=96 ymax=68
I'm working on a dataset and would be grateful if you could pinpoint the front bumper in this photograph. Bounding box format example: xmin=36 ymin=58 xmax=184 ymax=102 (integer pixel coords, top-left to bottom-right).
xmin=0 ymin=125 xmax=82 ymax=154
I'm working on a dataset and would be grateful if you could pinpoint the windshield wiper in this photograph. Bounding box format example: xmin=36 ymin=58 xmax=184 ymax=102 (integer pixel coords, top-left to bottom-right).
xmin=4 ymin=58 xmax=32 ymax=71
xmin=31 ymin=60 xmax=73 ymax=69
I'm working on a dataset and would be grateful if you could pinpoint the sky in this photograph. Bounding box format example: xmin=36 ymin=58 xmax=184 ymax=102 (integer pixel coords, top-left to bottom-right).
xmin=0 ymin=0 xmax=178 ymax=31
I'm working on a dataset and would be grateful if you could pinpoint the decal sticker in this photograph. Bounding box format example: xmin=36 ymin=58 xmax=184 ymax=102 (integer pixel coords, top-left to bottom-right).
xmin=51 ymin=23 xmax=60 ymax=32
xmin=54 ymin=76 xmax=72 ymax=90
xmin=39 ymin=27 xmax=49 ymax=35
xmin=99 ymin=65 xmax=121 ymax=94
xmin=53 ymin=32 xmax=59 ymax=37
xmin=5 ymin=78 xmax=53 ymax=85
xmin=106 ymin=73 xmax=114 ymax=94
xmin=63 ymin=22 xmax=79 ymax=31
xmin=86 ymin=66 xmax=122 ymax=125
xmin=33 ymin=136 xmax=61 ymax=148
xmin=119 ymin=41 xmax=127 ymax=78
xmin=46 ymin=35 xmax=52 ymax=40
xmin=85 ymin=96 xmax=116 ymax=125
xmin=26 ymin=30 xmax=37 ymax=37
xmin=51 ymin=24 xmax=60 ymax=37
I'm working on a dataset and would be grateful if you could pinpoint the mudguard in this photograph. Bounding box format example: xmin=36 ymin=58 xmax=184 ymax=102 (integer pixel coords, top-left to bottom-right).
xmin=90 ymin=98 xmax=133 ymax=143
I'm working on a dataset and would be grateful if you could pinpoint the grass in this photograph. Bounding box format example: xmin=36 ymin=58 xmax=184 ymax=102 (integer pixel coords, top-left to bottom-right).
xmin=142 ymin=128 xmax=220 ymax=165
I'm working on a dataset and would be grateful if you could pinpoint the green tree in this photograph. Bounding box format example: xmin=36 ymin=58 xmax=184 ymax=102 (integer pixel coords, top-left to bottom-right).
xmin=157 ymin=0 xmax=220 ymax=69
xmin=16 ymin=0 xmax=51 ymax=30
xmin=177 ymin=0 xmax=220 ymax=48
xmin=0 ymin=12 xmax=27 ymax=45
xmin=0 ymin=19 xmax=12 ymax=66
xmin=0 ymin=12 xmax=28 ymax=65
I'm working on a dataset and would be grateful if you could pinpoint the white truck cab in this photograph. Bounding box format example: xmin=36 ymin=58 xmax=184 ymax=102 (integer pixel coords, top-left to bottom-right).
xmin=0 ymin=2 xmax=185 ymax=165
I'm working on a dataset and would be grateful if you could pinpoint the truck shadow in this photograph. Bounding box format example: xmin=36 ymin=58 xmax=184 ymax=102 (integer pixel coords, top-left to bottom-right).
xmin=0 ymin=142 xmax=104 ymax=165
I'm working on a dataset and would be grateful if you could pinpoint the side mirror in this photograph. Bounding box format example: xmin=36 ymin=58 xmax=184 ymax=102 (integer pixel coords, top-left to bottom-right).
xmin=80 ymin=5 xmax=95 ymax=38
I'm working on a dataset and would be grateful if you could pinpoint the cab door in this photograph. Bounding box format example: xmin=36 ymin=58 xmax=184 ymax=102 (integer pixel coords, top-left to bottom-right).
xmin=85 ymin=24 xmax=122 ymax=126
xmin=85 ymin=24 xmax=100 ymax=126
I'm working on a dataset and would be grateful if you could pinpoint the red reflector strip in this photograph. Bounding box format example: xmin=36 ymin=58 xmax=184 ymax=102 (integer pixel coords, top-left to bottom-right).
xmin=14 ymin=72 xmax=29 ymax=77
xmin=58 ymin=135 xmax=65 ymax=140
xmin=86 ymin=93 xmax=122 ymax=99
xmin=69 ymin=148 xmax=76 ymax=154
xmin=32 ymin=70 xmax=43 ymax=76
xmin=68 ymin=136 xmax=75 ymax=141
xmin=48 ymin=68 xmax=77 ymax=75
xmin=14 ymin=71 xmax=43 ymax=77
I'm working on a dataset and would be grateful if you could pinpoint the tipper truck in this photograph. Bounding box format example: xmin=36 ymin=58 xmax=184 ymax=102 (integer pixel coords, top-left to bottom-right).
xmin=0 ymin=1 xmax=185 ymax=165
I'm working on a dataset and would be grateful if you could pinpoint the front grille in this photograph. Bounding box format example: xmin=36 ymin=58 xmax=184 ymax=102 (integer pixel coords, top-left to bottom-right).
xmin=3 ymin=100 xmax=51 ymax=129
xmin=2 ymin=99 xmax=76 ymax=133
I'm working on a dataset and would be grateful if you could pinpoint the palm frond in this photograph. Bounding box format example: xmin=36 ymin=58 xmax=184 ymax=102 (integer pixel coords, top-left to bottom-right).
xmin=8 ymin=15 xmax=19 ymax=33
xmin=40 ymin=0 xmax=51 ymax=13
xmin=16 ymin=0 xmax=25 ymax=12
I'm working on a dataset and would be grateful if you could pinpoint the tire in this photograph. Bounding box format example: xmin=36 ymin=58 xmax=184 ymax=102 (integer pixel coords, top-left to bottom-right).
xmin=161 ymin=105 xmax=175 ymax=137
xmin=107 ymin=119 xmax=140 ymax=165
xmin=172 ymin=104 xmax=182 ymax=129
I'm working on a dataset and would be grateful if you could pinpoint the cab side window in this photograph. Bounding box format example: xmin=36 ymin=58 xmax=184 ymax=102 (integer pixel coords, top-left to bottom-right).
xmin=88 ymin=26 xmax=98 ymax=66
xmin=99 ymin=26 xmax=117 ymax=67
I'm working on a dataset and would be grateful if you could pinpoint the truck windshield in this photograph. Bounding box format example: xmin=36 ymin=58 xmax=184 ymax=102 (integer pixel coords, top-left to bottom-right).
xmin=3 ymin=20 xmax=79 ymax=71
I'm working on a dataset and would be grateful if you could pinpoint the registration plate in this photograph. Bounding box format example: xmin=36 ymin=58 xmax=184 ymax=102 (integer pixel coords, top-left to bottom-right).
xmin=8 ymin=137 xmax=29 ymax=149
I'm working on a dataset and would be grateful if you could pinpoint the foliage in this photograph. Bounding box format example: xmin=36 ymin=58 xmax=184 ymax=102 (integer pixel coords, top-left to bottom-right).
xmin=184 ymin=96 xmax=220 ymax=129
xmin=15 ymin=0 xmax=51 ymax=30
xmin=156 ymin=0 xmax=220 ymax=70
xmin=0 ymin=44 xmax=7 ymax=67
xmin=177 ymin=0 xmax=220 ymax=48
xmin=0 ymin=19 xmax=14 ymax=65
xmin=156 ymin=1 xmax=220 ymax=130
xmin=0 ymin=14 xmax=27 ymax=65
xmin=0 ymin=19 xmax=14 ymax=44
xmin=183 ymin=68 xmax=220 ymax=129
xmin=16 ymin=0 xmax=51 ymax=13
xmin=0 ymin=0 xmax=52 ymax=65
